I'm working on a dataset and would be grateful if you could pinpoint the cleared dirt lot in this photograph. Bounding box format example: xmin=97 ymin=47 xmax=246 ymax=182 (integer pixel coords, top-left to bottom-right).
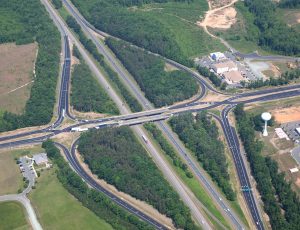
xmin=205 ymin=7 xmax=237 ymax=29
xmin=272 ymin=106 xmax=300 ymax=124
xmin=0 ymin=42 xmax=38 ymax=114
xmin=198 ymin=0 xmax=238 ymax=31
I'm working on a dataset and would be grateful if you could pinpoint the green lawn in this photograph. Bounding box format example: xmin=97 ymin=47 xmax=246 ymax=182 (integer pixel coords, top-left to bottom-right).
xmin=0 ymin=150 xmax=23 ymax=195
xmin=29 ymin=168 xmax=113 ymax=230
xmin=0 ymin=201 xmax=29 ymax=230
xmin=0 ymin=146 xmax=44 ymax=196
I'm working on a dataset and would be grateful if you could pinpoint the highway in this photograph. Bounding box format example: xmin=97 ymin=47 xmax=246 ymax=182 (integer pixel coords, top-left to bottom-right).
xmin=61 ymin=2 xmax=248 ymax=229
xmin=220 ymin=107 xmax=264 ymax=230
xmin=55 ymin=141 xmax=168 ymax=230
xmin=42 ymin=1 xmax=213 ymax=228
xmin=1 ymin=0 xmax=300 ymax=229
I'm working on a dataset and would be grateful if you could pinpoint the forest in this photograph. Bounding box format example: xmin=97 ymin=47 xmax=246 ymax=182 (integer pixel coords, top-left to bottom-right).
xmin=245 ymin=68 xmax=300 ymax=88
xmin=78 ymin=127 xmax=199 ymax=230
xmin=234 ymin=104 xmax=300 ymax=229
xmin=144 ymin=123 xmax=193 ymax=178
xmin=279 ymin=0 xmax=300 ymax=8
xmin=71 ymin=47 xmax=119 ymax=115
xmin=243 ymin=0 xmax=300 ymax=55
xmin=70 ymin=0 xmax=193 ymax=66
xmin=106 ymin=38 xmax=198 ymax=107
xmin=169 ymin=112 xmax=236 ymax=201
xmin=66 ymin=15 xmax=142 ymax=112
xmin=42 ymin=140 xmax=153 ymax=230
xmin=52 ymin=0 xmax=62 ymax=9
xmin=0 ymin=0 xmax=60 ymax=132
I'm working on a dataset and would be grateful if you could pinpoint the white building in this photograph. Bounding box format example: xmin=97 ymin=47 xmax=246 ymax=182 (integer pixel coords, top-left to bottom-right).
xmin=211 ymin=60 xmax=238 ymax=74
xmin=296 ymin=127 xmax=300 ymax=135
xmin=210 ymin=52 xmax=226 ymax=61
xmin=33 ymin=153 xmax=48 ymax=166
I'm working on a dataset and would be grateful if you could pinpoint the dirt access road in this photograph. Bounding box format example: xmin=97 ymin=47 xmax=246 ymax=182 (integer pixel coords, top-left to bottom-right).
xmin=197 ymin=0 xmax=239 ymax=50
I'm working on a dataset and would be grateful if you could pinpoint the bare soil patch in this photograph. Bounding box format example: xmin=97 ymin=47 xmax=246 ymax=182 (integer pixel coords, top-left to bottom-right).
xmin=164 ymin=63 xmax=178 ymax=72
xmin=70 ymin=108 xmax=107 ymax=119
xmin=0 ymin=43 xmax=38 ymax=114
xmin=205 ymin=7 xmax=237 ymax=29
xmin=271 ymin=106 xmax=300 ymax=124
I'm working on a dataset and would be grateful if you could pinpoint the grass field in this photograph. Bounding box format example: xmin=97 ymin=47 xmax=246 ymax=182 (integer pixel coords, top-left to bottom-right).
xmin=140 ymin=0 xmax=208 ymax=22
xmin=0 ymin=42 xmax=37 ymax=114
xmin=138 ymin=7 xmax=226 ymax=58
xmin=0 ymin=146 xmax=46 ymax=195
xmin=0 ymin=149 xmax=23 ymax=195
xmin=0 ymin=201 xmax=29 ymax=230
xmin=29 ymin=168 xmax=113 ymax=230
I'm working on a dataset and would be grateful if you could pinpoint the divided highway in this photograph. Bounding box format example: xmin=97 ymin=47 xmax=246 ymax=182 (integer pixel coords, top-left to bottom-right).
xmin=55 ymin=141 xmax=168 ymax=230
xmin=1 ymin=0 xmax=300 ymax=229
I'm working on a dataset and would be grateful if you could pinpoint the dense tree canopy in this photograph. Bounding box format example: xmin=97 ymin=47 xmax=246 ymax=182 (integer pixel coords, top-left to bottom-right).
xmin=71 ymin=48 xmax=119 ymax=115
xmin=78 ymin=127 xmax=199 ymax=230
xmin=279 ymin=0 xmax=300 ymax=8
xmin=106 ymin=38 xmax=199 ymax=107
xmin=169 ymin=112 xmax=236 ymax=201
xmin=66 ymin=15 xmax=142 ymax=112
xmin=42 ymin=140 xmax=154 ymax=230
xmin=0 ymin=0 xmax=60 ymax=132
xmin=244 ymin=0 xmax=300 ymax=55
xmin=70 ymin=0 xmax=193 ymax=66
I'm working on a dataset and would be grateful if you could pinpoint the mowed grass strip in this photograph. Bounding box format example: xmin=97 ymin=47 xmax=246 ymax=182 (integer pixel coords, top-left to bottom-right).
xmin=30 ymin=169 xmax=113 ymax=230
xmin=0 ymin=43 xmax=37 ymax=114
xmin=0 ymin=201 xmax=29 ymax=230
xmin=0 ymin=150 xmax=23 ymax=195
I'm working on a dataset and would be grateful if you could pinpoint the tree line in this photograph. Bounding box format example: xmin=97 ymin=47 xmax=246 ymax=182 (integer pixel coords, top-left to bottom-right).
xmin=70 ymin=0 xmax=193 ymax=66
xmin=169 ymin=112 xmax=236 ymax=201
xmin=52 ymin=0 xmax=62 ymax=9
xmin=78 ymin=127 xmax=200 ymax=230
xmin=234 ymin=104 xmax=300 ymax=229
xmin=71 ymin=46 xmax=119 ymax=115
xmin=245 ymin=68 xmax=300 ymax=89
xmin=279 ymin=0 xmax=300 ymax=8
xmin=106 ymin=38 xmax=198 ymax=107
xmin=197 ymin=66 xmax=227 ymax=90
xmin=42 ymin=140 xmax=154 ymax=230
xmin=0 ymin=0 xmax=61 ymax=132
xmin=144 ymin=123 xmax=193 ymax=178
xmin=66 ymin=15 xmax=142 ymax=112
xmin=244 ymin=0 xmax=300 ymax=56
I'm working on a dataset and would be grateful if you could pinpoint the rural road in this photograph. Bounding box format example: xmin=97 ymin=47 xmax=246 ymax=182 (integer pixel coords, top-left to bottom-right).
xmin=0 ymin=194 xmax=42 ymax=230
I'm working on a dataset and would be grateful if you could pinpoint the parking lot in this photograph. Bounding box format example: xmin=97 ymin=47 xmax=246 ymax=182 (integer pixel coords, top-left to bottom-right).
xmin=18 ymin=156 xmax=36 ymax=193
xmin=194 ymin=51 xmax=259 ymax=85
xmin=281 ymin=121 xmax=300 ymax=142
xmin=291 ymin=145 xmax=300 ymax=165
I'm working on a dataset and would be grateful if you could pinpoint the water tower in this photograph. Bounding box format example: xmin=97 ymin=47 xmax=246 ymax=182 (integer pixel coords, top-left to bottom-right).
xmin=261 ymin=112 xmax=272 ymax=137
